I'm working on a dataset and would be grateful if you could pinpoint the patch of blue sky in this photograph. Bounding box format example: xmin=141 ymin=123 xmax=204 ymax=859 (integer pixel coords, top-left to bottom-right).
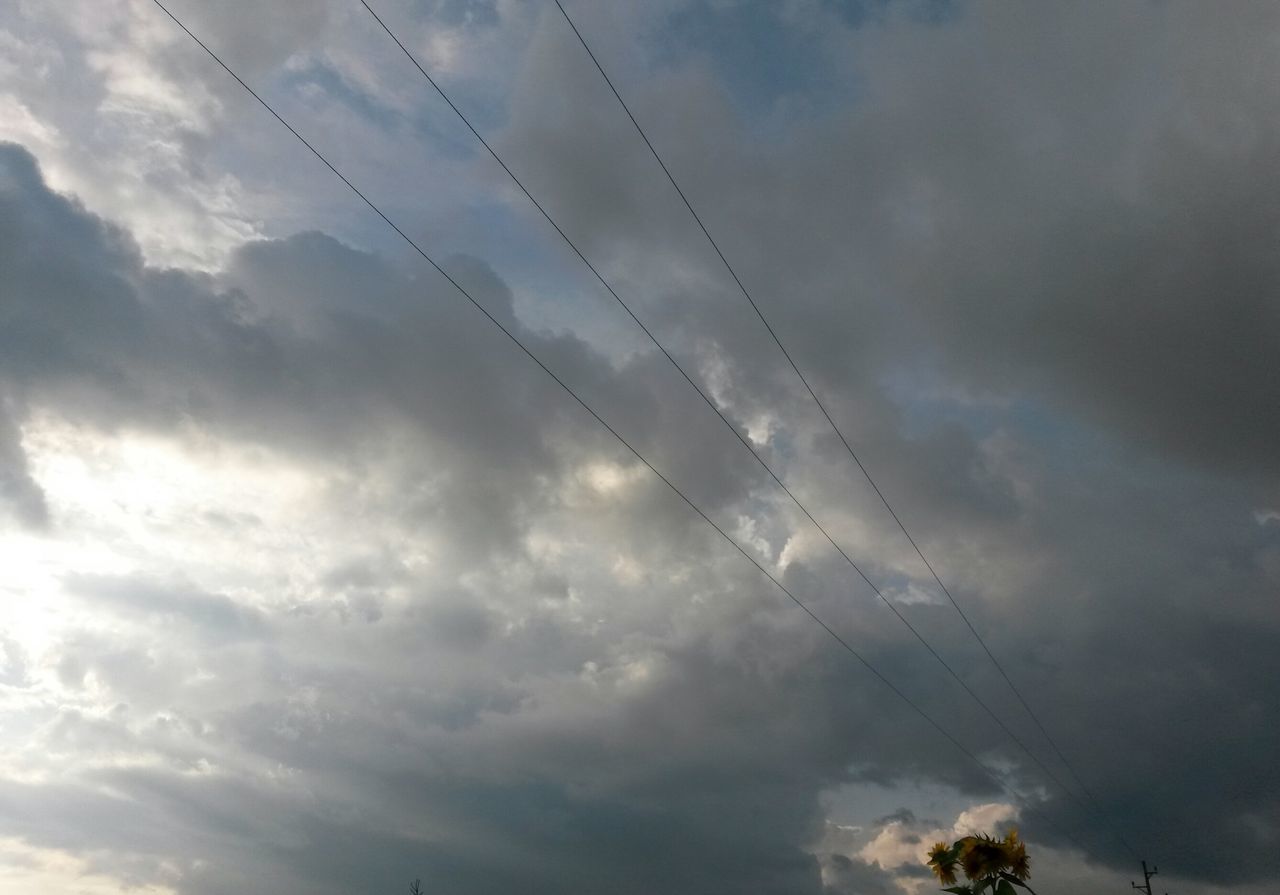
xmin=389 ymin=192 xmax=661 ymax=358
xmin=654 ymin=1 xmax=837 ymax=119
xmin=418 ymin=0 xmax=500 ymax=30
xmin=880 ymin=361 xmax=1037 ymax=441
xmin=830 ymin=0 xmax=964 ymax=28
xmin=275 ymin=58 xmax=495 ymax=162
xmin=880 ymin=363 xmax=1181 ymax=491
xmin=376 ymin=1 xmax=512 ymax=133
xmin=278 ymin=59 xmax=401 ymax=130
xmin=235 ymin=58 xmax=620 ymax=344
xmin=648 ymin=0 xmax=963 ymax=127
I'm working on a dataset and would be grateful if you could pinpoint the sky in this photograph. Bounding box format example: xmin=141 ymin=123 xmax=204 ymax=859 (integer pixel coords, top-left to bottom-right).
xmin=0 ymin=1 xmax=1277 ymax=893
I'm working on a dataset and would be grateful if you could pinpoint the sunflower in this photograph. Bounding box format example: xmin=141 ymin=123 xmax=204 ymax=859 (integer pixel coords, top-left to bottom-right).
xmin=958 ymin=834 xmax=1011 ymax=881
xmin=927 ymin=841 xmax=960 ymax=886
xmin=1008 ymin=845 xmax=1031 ymax=880
xmin=993 ymin=829 xmax=1030 ymax=881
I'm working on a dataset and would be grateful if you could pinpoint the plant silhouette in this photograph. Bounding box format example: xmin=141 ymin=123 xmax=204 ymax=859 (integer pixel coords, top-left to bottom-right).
xmin=927 ymin=829 xmax=1039 ymax=895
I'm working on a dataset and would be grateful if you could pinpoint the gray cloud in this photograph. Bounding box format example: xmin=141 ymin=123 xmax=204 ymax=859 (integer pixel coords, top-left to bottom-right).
xmin=0 ymin=395 xmax=48 ymax=527
xmin=500 ymin=1 xmax=1280 ymax=484
xmin=0 ymin=140 xmax=846 ymax=892
xmin=66 ymin=574 xmax=271 ymax=642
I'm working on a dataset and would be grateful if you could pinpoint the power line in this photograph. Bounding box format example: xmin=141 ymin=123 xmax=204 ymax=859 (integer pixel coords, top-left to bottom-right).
xmin=355 ymin=0 xmax=1102 ymax=827
xmin=149 ymin=0 xmax=1092 ymax=855
xmin=551 ymin=0 xmax=1140 ymax=864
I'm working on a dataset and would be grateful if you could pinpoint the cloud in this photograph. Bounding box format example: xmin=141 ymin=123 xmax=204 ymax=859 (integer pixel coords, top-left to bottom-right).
xmin=66 ymin=574 xmax=271 ymax=642
xmin=0 ymin=397 xmax=49 ymax=528
xmin=499 ymin=0 xmax=1280 ymax=485
xmin=0 ymin=1 xmax=1278 ymax=893
xmin=0 ymin=141 xmax=849 ymax=893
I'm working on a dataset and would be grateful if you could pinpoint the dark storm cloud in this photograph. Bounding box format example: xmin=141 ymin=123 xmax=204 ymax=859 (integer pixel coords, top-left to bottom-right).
xmin=838 ymin=2 xmax=1280 ymax=482
xmin=822 ymin=851 xmax=901 ymax=895
xmin=483 ymin=0 xmax=1280 ymax=883
xmin=502 ymin=1 xmax=1280 ymax=484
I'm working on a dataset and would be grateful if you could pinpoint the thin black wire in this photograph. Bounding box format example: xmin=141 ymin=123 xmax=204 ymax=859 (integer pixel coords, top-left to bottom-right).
xmin=149 ymin=0 xmax=1088 ymax=854
xmin=551 ymin=0 xmax=1140 ymax=864
xmin=356 ymin=0 xmax=1103 ymax=828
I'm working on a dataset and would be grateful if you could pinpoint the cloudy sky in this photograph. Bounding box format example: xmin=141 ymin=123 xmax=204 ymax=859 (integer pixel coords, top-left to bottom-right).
xmin=1 ymin=1 xmax=1277 ymax=893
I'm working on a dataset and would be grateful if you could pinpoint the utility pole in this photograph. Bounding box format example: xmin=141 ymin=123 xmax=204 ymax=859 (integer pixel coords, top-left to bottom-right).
xmin=1132 ymin=861 xmax=1159 ymax=895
